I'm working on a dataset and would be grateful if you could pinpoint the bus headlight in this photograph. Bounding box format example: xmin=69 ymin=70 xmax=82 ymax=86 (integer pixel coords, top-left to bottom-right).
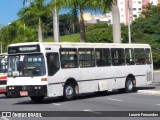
xmin=9 ymin=87 xmax=15 ymax=90
xmin=34 ymin=86 xmax=41 ymax=89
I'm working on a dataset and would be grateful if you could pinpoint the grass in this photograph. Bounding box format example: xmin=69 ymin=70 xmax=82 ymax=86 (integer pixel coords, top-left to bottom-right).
xmin=44 ymin=33 xmax=80 ymax=42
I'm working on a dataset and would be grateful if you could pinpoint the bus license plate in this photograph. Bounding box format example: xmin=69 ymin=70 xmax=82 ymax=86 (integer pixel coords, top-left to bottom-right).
xmin=20 ymin=91 xmax=28 ymax=96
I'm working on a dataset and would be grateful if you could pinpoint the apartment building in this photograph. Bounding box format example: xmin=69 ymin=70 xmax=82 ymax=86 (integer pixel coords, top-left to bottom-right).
xmin=84 ymin=0 xmax=160 ymax=25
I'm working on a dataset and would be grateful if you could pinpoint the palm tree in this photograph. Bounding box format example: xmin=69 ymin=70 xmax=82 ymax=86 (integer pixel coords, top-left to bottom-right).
xmin=22 ymin=0 xmax=44 ymax=42
xmin=112 ymin=0 xmax=121 ymax=43
xmin=50 ymin=0 xmax=60 ymax=42
xmin=58 ymin=0 xmax=97 ymax=42
xmin=99 ymin=0 xmax=121 ymax=43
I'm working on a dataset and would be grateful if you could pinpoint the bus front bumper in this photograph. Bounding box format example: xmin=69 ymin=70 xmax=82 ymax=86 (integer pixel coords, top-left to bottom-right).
xmin=6 ymin=85 xmax=47 ymax=97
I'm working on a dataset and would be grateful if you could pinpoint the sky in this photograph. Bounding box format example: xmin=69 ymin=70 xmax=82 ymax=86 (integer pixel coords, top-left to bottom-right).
xmin=0 ymin=0 xmax=100 ymax=26
xmin=0 ymin=0 xmax=23 ymax=25
xmin=0 ymin=0 xmax=52 ymax=26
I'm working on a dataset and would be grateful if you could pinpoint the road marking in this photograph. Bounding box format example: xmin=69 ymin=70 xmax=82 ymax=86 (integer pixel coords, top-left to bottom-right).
xmin=83 ymin=110 xmax=101 ymax=114
xmin=0 ymin=117 xmax=10 ymax=120
xmin=52 ymin=103 xmax=61 ymax=106
xmin=107 ymin=98 xmax=123 ymax=101
xmin=156 ymin=104 xmax=160 ymax=106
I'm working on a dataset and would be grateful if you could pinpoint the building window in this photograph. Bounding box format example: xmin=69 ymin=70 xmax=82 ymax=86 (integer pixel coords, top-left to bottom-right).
xmin=138 ymin=1 xmax=141 ymax=4
xmin=133 ymin=14 xmax=137 ymax=18
xmin=133 ymin=8 xmax=136 ymax=11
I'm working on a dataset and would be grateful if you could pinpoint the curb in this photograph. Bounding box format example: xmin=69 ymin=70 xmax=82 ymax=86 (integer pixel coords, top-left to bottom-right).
xmin=154 ymin=71 xmax=160 ymax=73
xmin=137 ymin=90 xmax=160 ymax=95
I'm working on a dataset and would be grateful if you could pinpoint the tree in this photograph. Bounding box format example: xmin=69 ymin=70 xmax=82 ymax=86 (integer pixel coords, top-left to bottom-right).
xmin=131 ymin=4 xmax=160 ymax=69
xmin=50 ymin=0 xmax=61 ymax=42
xmin=21 ymin=0 xmax=49 ymax=42
xmin=99 ymin=0 xmax=121 ymax=43
xmin=58 ymin=0 xmax=99 ymax=42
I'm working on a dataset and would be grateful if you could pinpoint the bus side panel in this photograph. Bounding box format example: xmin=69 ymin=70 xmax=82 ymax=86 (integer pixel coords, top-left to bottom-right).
xmin=77 ymin=68 xmax=97 ymax=94
xmin=98 ymin=80 xmax=109 ymax=91
xmin=47 ymin=84 xmax=63 ymax=97
xmin=78 ymin=81 xmax=98 ymax=93
xmin=115 ymin=78 xmax=126 ymax=89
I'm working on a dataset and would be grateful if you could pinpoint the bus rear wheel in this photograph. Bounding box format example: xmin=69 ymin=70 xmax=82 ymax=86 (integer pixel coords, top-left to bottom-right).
xmin=63 ymin=84 xmax=75 ymax=100
xmin=125 ymin=78 xmax=134 ymax=93
xmin=30 ymin=96 xmax=44 ymax=103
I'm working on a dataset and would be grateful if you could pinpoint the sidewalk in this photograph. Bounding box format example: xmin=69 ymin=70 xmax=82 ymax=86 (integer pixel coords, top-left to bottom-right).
xmin=137 ymin=82 xmax=160 ymax=95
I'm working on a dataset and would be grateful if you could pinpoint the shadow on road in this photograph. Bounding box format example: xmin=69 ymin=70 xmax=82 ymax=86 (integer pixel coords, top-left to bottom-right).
xmin=12 ymin=90 xmax=129 ymax=105
xmin=6 ymin=86 xmax=156 ymax=105
xmin=136 ymin=86 xmax=155 ymax=90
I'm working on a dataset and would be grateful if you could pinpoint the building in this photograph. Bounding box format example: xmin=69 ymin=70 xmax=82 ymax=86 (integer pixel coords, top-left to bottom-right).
xmin=83 ymin=0 xmax=160 ymax=25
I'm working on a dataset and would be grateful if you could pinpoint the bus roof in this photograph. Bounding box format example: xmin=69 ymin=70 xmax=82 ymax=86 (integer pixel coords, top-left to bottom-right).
xmin=8 ymin=42 xmax=151 ymax=48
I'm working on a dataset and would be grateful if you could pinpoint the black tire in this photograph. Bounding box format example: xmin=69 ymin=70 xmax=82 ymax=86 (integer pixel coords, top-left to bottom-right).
xmin=30 ymin=96 xmax=44 ymax=103
xmin=4 ymin=92 xmax=12 ymax=98
xmin=63 ymin=84 xmax=75 ymax=100
xmin=125 ymin=78 xmax=134 ymax=93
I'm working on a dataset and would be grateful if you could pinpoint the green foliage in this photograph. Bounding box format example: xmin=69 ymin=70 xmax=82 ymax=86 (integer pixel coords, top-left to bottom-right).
xmin=131 ymin=4 xmax=160 ymax=69
xmin=86 ymin=23 xmax=112 ymax=43
xmin=44 ymin=34 xmax=80 ymax=42
xmin=0 ymin=21 xmax=37 ymax=52
xmin=86 ymin=23 xmax=128 ymax=43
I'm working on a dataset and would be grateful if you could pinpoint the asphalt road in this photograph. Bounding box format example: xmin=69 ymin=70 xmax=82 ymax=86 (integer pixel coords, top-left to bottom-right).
xmin=0 ymin=91 xmax=160 ymax=120
xmin=0 ymin=71 xmax=160 ymax=120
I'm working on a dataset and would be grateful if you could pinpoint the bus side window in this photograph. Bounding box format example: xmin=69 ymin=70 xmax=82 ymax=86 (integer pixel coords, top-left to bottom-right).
xmin=47 ymin=53 xmax=60 ymax=76
xmin=134 ymin=48 xmax=145 ymax=65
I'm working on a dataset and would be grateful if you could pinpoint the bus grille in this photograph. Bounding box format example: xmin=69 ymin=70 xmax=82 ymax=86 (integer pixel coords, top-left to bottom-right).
xmin=0 ymin=80 xmax=7 ymax=85
xmin=147 ymin=72 xmax=152 ymax=82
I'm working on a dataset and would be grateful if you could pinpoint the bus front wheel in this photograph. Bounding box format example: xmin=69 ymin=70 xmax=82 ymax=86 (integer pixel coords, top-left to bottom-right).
xmin=63 ymin=84 xmax=75 ymax=100
xmin=125 ymin=78 xmax=134 ymax=93
xmin=30 ymin=96 xmax=44 ymax=103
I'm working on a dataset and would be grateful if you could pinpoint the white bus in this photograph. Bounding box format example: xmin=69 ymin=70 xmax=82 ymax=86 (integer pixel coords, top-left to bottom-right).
xmin=7 ymin=42 xmax=153 ymax=102
xmin=0 ymin=53 xmax=7 ymax=96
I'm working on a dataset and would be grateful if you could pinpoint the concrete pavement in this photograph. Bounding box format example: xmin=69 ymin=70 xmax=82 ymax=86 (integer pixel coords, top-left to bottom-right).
xmin=137 ymin=82 xmax=160 ymax=95
xmin=136 ymin=70 xmax=160 ymax=95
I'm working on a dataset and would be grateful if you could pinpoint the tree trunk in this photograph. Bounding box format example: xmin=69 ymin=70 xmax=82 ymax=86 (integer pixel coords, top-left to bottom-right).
xmin=79 ymin=7 xmax=86 ymax=43
xmin=38 ymin=25 xmax=43 ymax=42
xmin=38 ymin=18 xmax=43 ymax=42
xmin=112 ymin=0 xmax=121 ymax=43
xmin=53 ymin=6 xmax=59 ymax=42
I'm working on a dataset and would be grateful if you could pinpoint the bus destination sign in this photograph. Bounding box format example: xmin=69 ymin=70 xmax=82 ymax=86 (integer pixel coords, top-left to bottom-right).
xmin=8 ymin=45 xmax=40 ymax=54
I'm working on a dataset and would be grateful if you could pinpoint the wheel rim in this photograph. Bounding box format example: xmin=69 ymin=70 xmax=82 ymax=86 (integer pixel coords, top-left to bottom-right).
xmin=65 ymin=86 xmax=74 ymax=98
xmin=127 ymin=80 xmax=133 ymax=91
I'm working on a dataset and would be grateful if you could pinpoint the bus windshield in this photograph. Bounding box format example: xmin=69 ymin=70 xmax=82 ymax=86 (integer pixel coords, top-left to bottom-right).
xmin=8 ymin=53 xmax=46 ymax=77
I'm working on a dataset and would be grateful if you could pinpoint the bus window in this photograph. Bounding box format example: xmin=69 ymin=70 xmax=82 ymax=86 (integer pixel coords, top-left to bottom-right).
xmin=125 ymin=48 xmax=135 ymax=65
xmin=95 ymin=48 xmax=111 ymax=66
xmin=60 ymin=48 xmax=78 ymax=68
xmin=79 ymin=48 xmax=95 ymax=67
xmin=111 ymin=48 xmax=125 ymax=66
xmin=134 ymin=48 xmax=145 ymax=65
xmin=145 ymin=49 xmax=151 ymax=64
xmin=8 ymin=54 xmax=46 ymax=77
xmin=0 ymin=58 xmax=7 ymax=73
xmin=47 ymin=53 xmax=60 ymax=76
